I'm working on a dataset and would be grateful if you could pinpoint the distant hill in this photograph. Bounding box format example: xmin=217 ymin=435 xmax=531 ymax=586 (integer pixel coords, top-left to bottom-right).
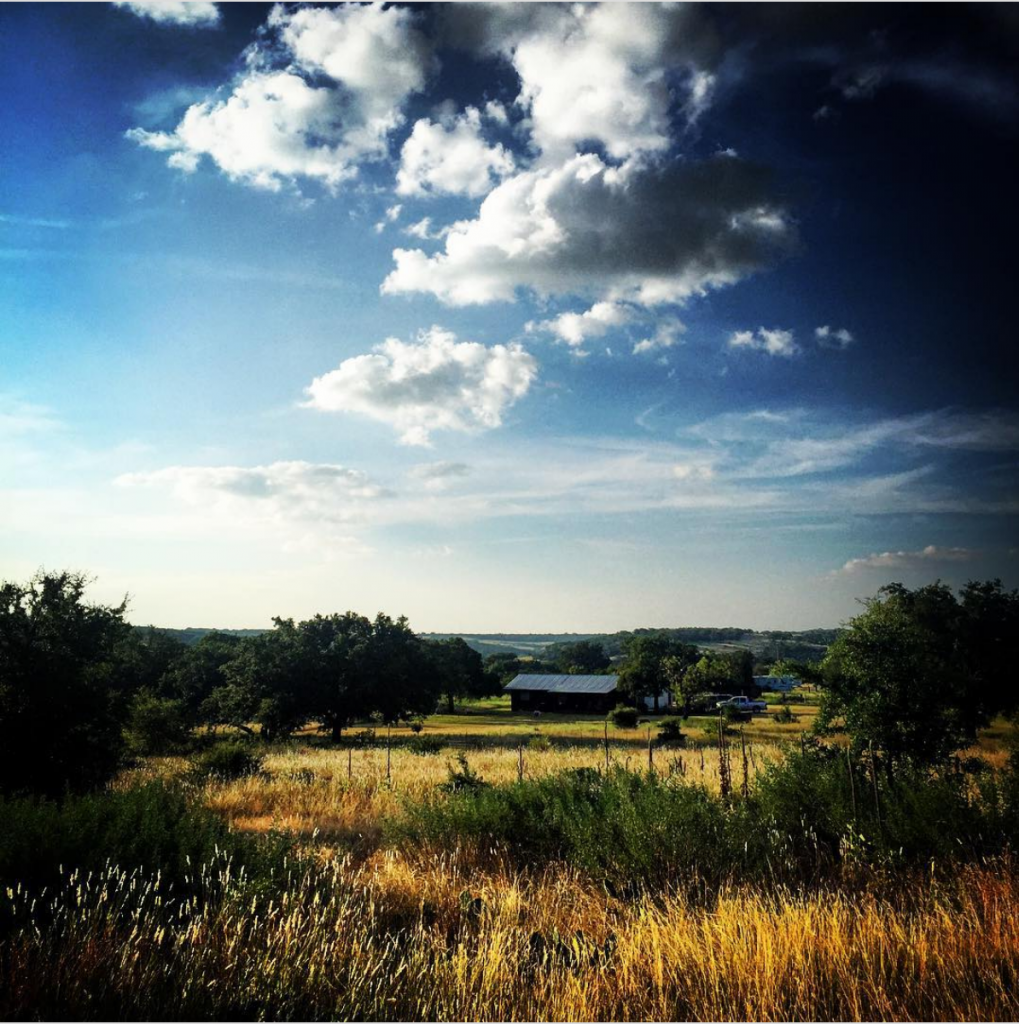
xmin=138 ymin=625 xmax=838 ymax=662
xmin=421 ymin=627 xmax=839 ymax=662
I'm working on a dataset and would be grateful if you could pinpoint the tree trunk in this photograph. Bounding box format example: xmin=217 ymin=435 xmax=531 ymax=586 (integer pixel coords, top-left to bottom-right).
xmin=331 ymin=720 xmax=343 ymax=743
xmin=446 ymin=689 xmax=456 ymax=715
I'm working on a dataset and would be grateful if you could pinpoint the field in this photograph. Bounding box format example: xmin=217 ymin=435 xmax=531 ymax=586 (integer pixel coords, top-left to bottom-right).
xmin=3 ymin=698 xmax=1018 ymax=1021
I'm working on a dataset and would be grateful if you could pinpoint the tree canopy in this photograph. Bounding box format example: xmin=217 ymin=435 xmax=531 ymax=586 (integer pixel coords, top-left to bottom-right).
xmin=818 ymin=580 xmax=1019 ymax=765
xmin=0 ymin=571 xmax=132 ymax=795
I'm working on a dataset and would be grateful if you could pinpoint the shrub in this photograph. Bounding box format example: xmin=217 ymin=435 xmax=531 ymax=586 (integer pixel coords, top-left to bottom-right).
xmin=351 ymin=728 xmax=377 ymax=748
xmin=438 ymin=753 xmax=488 ymax=794
xmin=773 ymin=704 xmax=795 ymax=724
xmin=657 ymin=717 xmax=686 ymax=746
xmin=409 ymin=720 xmax=424 ymax=734
xmin=528 ymin=734 xmax=552 ymax=752
xmin=0 ymin=781 xmax=294 ymax=897
xmin=124 ymin=690 xmax=192 ymax=756
xmin=609 ymin=705 xmax=639 ymax=729
xmin=189 ymin=740 xmax=264 ymax=781
xmin=407 ymin=735 xmax=445 ymax=755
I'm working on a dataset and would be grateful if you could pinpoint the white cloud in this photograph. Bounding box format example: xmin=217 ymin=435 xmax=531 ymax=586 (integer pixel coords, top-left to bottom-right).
xmin=409 ymin=461 xmax=472 ymax=491
xmin=403 ymin=217 xmax=447 ymax=241
xmin=384 ymin=152 xmax=794 ymax=307
xmin=304 ymin=326 xmax=537 ymax=446
xmin=374 ymin=203 xmax=402 ymax=233
xmin=728 ymin=327 xmax=799 ymax=357
xmin=815 ymin=325 xmax=855 ymax=349
xmin=455 ymin=4 xmax=719 ymax=161
xmin=112 ymin=1 xmax=219 ymax=28
xmin=115 ymin=461 xmax=387 ymax=555
xmin=397 ymin=106 xmax=514 ymax=198
xmin=531 ymin=301 xmax=631 ymax=349
xmin=633 ymin=317 xmax=685 ymax=355
xmin=836 ymin=544 xmax=976 ymax=575
xmin=128 ymin=3 xmax=431 ymax=191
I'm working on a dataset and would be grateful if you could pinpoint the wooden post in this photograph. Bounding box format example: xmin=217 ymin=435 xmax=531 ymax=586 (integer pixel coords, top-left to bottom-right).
xmin=604 ymin=720 xmax=610 ymax=771
xmin=647 ymin=726 xmax=654 ymax=773
xmin=386 ymin=725 xmax=392 ymax=783
xmin=846 ymin=744 xmax=858 ymax=824
xmin=740 ymin=726 xmax=749 ymax=799
xmin=518 ymin=743 xmax=524 ymax=783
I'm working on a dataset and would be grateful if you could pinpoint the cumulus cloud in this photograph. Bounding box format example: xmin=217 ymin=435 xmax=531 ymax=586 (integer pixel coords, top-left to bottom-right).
xmin=304 ymin=326 xmax=537 ymax=446
xmin=633 ymin=317 xmax=685 ymax=355
xmin=128 ymin=3 xmax=431 ymax=190
xmin=728 ymin=327 xmax=798 ymax=357
xmin=447 ymin=3 xmax=719 ymax=161
xmin=836 ymin=544 xmax=976 ymax=575
xmin=384 ymin=153 xmax=794 ymax=307
xmin=112 ymin=1 xmax=219 ymax=27
xmin=531 ymin=301 xmax=632 ymax=349
xmin=397 ymin=106 xmax=514 ymax=198
xmin=815 ymin=325 xmax=855 ymax=349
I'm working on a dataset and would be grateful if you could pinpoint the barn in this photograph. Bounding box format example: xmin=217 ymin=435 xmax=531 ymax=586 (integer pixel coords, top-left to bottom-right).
xmin=505 ymin=673 xmax=621 ymax=714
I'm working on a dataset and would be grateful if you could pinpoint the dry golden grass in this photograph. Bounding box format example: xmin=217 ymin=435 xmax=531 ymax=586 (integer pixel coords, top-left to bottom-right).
xmin=3 ymin=851 xmax=1018 ymax=1021
xmin=197 ymin=738 xmax=785 ymax=843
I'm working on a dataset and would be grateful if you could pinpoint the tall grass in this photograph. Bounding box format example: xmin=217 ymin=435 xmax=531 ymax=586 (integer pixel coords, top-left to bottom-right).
xmin=2 ymin=739 xmax=1018 ymax=1020
xmin=2 ymin=853 xmax=1017 ymax=1021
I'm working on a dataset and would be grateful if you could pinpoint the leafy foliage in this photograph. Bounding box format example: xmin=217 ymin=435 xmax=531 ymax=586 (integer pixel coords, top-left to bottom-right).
xmin=0 ymin=571 xmax=132 ymax=795
xmin=609 ymin=704 xmax=639 ymax=729
xmin=818 ymin=580 xmax=1019 ymax=764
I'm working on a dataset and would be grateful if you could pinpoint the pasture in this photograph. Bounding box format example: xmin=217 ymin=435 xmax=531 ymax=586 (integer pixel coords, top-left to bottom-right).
xmin=3 ymin=697 xmax=1018 ymax=1021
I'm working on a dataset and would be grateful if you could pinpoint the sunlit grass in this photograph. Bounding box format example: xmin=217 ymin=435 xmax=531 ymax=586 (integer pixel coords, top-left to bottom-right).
xmin=3 ymin=853 xmax=1017 ymax=1021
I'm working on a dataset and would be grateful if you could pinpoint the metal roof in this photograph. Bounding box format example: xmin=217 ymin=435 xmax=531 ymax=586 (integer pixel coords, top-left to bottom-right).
xmin=505 ymin=673 xmax=619 ymax=695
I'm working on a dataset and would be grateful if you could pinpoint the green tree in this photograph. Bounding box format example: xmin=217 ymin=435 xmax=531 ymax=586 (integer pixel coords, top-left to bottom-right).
xmin=427 ymin=636 xmax=492 ymax=713
xmin=483 ymin=652 xmax=522 ymax=687
xmin=618 ymin=633 xmax=698 ymax=711
xmin=160 ymin=630 xmax=243 ymax=724
xmin=357 ymin=613 xmax=441 ymax=724
xmin=208 ymin=618 xmax=318 ymax=741
xmin=0 ymin=570 xmax=132 ymax=795
xmin=553 ymin=640 xmax=610 ymax=674
xmin=818 ymin=580 xmax=1019 ymax=765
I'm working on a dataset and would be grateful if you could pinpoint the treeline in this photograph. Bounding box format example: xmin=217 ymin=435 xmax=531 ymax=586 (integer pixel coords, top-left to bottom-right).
xmin=0 ymin=572 xmax=498 ymax=797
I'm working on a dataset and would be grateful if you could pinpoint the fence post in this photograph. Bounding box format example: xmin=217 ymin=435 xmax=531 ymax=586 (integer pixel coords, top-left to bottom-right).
xmin=604 ymin=720 xmax=610 ymax=771
xmin=647 ymin=726 xmax=654 ymax=773
xmin=518 ymin=743 xmax=524 ymax=783
xmin=846 ymin=744 xmax=858 ymax=824
xmin=386 ymin=725 xmax=392 ymax=783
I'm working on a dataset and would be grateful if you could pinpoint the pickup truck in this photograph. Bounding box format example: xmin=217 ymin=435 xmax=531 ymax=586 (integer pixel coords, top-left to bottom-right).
xmin=716 ymin=695 xmax=767 ymax=714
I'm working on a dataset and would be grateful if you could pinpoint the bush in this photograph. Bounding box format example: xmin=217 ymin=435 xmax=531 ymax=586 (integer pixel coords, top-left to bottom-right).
xmin=657 ymin=717 xmax=686 ymax=746
xmin=609 ymin=705 xmax=639 ymax=729
xmin=409 ymin=720 xmax=424 ymax=734
xmin=438 ymin=753 xmax=488 ymax=794
xmin=773 ymin=704 xmax=795 ymax=724
xmin=351 ymin=728 xmax=377 ymax=748
xmin=124 ymin=690 xmax=192 ymax=756
xmin=407 ymin=735 xmax=445 ymax=755
xmin=189 ymin=740 xmax=264 ymax=781
xmin=528 ymin=734 xmax=552 ymax=752
xmin=0 ymin=781 xmax=294 ymax=897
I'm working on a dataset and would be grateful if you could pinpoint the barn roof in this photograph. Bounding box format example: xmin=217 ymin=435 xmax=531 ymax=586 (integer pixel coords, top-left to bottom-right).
xmin=505 ymin=673 xmax=619 ymax=695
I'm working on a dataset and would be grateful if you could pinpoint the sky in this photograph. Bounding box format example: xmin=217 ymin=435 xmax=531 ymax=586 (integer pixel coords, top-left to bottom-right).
xmin=2 ymin=1 xmax=1018 ymax=632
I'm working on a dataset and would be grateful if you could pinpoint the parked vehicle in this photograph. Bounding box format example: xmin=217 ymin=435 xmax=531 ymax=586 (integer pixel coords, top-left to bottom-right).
xmin=716 ymin=695 xmax=767 ymax=714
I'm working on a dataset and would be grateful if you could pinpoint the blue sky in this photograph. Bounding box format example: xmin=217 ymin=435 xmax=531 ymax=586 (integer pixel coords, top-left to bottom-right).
xmin=2 ymin=2 xmax=1017 ymax=631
